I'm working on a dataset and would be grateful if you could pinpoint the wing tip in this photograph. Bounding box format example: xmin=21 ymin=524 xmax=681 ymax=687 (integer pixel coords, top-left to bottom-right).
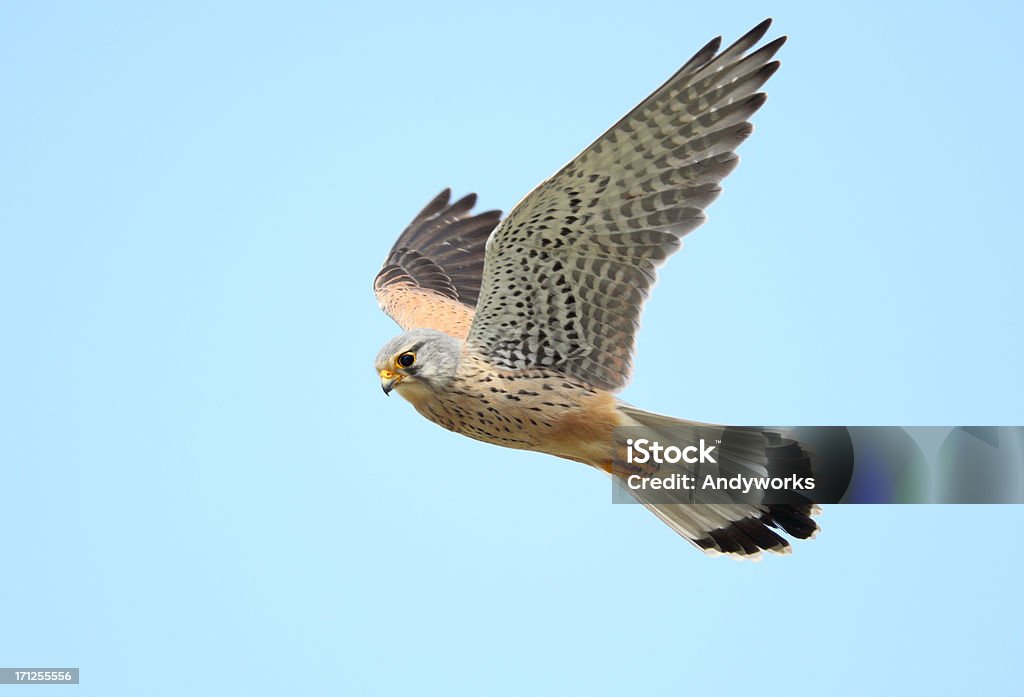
xmin=681 ymin=35 xmax=723 ymax=73
xmin=751 ymin=17 xmax=773 ymax=36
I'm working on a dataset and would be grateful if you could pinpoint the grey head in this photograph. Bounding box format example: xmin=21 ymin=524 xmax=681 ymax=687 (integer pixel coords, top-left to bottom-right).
xmin=375 ymin=328 xmax=462 ymax=396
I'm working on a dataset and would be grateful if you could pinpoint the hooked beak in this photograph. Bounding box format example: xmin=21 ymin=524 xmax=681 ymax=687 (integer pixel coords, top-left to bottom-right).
xmin=379 ymin=369 xmax=403 ymax=396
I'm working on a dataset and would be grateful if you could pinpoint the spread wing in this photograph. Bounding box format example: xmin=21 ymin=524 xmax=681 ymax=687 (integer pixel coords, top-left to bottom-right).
xmin=466 ymin=19 xmax=784 ymax=391
xmin=374 ymin=189 xmax=501 ymax=339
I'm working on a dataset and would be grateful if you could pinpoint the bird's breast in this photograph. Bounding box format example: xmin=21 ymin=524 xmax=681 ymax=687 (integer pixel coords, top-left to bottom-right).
xmin=399 ymin=353 xmax=624 ymax=465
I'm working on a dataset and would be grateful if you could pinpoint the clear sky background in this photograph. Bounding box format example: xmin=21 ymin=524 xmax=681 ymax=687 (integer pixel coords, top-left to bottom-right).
xmin=2 ymin=1 xmax=1022 ymax=695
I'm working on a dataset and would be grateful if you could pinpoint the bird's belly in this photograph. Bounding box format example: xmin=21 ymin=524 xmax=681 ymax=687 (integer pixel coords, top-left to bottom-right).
xmin=401 ymin=376 xmax=623 ymax=466
xmin=413 ymin=392 xmax=554 ymax=449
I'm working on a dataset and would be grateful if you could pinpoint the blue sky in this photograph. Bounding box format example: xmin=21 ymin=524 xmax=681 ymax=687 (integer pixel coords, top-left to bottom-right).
xmin=2 ymin=2 xmax=1022 ymax=695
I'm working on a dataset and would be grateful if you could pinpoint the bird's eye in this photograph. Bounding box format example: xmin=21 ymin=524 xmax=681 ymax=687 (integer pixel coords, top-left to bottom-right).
xmin=396 ymin=352 xmax=416 ymax=369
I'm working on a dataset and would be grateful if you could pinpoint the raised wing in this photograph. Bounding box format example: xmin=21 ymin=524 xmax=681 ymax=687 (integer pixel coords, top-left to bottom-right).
xmin=374 ymin=189 xmax=501 ymax=339
xmin=466 ymin=19 xmax=784 ymax=390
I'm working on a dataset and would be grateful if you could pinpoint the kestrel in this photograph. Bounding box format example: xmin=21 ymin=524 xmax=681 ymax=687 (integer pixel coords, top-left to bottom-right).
xmin=373 ymin=19 xmax=819 ymax=558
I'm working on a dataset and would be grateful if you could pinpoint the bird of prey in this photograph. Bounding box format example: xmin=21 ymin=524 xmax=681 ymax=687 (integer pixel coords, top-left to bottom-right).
xmin=373 ymin=19 xmax=818 ymax=558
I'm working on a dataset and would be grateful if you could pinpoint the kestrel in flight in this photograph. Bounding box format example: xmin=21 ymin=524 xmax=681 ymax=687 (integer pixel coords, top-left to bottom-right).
xmin=373 ymin=19 xmax=819 ymax=558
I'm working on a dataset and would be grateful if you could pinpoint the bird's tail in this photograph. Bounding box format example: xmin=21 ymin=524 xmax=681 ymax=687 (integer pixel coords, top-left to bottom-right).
xmin=613 ymin=403 xmax=820 ymax=558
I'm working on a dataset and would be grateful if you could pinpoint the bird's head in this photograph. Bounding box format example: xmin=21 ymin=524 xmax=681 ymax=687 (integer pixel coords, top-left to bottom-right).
xmin=374 ymin=328 xmax=461 ymax=397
